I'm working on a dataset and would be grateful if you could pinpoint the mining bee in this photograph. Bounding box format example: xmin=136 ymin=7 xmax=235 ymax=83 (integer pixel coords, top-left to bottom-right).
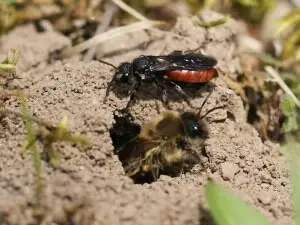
xmin=103 ymin=50 xmax=218 ymax=108
xmin=109 ymin=92 xmax=224 ymax=183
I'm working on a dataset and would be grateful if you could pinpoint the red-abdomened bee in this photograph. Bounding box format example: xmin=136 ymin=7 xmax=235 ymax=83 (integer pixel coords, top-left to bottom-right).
xmin=104 ymin=50 xmax=218 ymax=108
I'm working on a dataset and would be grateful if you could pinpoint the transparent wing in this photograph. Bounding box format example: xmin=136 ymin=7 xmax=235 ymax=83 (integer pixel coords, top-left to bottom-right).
xmin=150 ymin=52 xmax=217 ymax=71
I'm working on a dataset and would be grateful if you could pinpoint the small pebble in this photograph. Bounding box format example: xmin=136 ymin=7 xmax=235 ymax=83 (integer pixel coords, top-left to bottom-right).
xmin=220 ymin=162 xmax=239 ymax=181
xmin=257 ymin=189 xmax=273 ymax=205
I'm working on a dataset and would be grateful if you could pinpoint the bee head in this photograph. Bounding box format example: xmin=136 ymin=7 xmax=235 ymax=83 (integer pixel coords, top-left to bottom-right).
xmin=181 ymin=112 xmax=208 ymax=139
xmin=115 ymin=62 xmax=132 ymax=83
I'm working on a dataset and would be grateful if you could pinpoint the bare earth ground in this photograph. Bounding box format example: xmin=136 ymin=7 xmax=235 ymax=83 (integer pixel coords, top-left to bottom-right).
xmin=0 ymin=10 xmax=292 ymax=225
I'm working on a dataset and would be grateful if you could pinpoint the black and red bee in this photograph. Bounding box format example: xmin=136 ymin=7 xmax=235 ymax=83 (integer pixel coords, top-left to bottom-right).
xmin=103 ymin=50 xmax=218 ymax=108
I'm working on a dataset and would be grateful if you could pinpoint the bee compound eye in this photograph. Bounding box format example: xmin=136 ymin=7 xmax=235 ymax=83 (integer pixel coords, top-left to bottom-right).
xmin=186 ymin=121 xmax=201 ymax=138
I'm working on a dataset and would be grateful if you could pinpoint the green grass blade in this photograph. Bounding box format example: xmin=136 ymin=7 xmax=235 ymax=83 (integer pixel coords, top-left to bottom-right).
xmin=282 ymin=29 xmax=300 ymax=58
xmin=281 ymin=95 xmax=299 ymax=133
xmin=0 ymin=63 xmax=16 ymax=72
xmin=282 ymin=140 xmax=300 ymax=225
xmin=2 ymin=0 xmax=18 ymax=5
xmin=205 ymin=181 xmax=270 ymax=225
xmin=276 ymin=9 xmax=300 ymax=35
xmin=235 ymin=0 xmax=258 ymax=7
xmin=19 ymin=95 xmax=43 ymax=202
xmin=193 ymin=15 xmax=229 ymax=28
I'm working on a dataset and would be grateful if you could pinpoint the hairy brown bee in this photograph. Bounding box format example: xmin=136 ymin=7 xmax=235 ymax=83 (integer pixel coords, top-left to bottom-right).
xmin=109 ymin=93 xmax=224 ymax=183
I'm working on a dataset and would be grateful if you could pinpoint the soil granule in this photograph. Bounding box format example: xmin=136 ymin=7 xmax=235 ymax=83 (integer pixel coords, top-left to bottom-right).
xmin=0 ymin=10 xmax=292 ymax=225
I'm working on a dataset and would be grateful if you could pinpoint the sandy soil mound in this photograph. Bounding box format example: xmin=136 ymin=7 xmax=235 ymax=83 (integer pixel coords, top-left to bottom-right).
xmin=0 ymin=10 xmax=292 ymax=225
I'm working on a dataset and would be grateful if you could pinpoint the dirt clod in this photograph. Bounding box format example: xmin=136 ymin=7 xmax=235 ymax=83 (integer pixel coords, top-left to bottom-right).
xmin=0 ymin=24 xmax=70 ymax=74
xmin=220 ymin=161 xmax=239 ymax=181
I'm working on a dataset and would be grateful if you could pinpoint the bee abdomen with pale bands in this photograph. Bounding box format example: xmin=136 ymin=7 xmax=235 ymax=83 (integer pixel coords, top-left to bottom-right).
xmin=167 ymin=68 xmax=218 ymax=83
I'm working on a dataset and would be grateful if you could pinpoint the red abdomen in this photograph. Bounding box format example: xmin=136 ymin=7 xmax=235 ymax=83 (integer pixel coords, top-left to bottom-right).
xmin=167 ymin=68 xmax=218 ymax=83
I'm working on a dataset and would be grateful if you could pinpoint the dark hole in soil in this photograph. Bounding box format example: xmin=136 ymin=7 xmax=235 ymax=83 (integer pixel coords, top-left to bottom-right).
xmin=199 ymin=206 xmax=216 ymax=225
xmin=244 ymin=86 xmax=263 ymax=124
xmin=109 ymin=109 xmax=141 ymax=152
xmin=109 ymin=109 xmax=202 ymax=184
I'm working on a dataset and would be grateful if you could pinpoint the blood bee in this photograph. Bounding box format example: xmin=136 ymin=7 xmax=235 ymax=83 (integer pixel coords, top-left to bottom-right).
xmin=104 ymin=50 xmax=218 ymax=108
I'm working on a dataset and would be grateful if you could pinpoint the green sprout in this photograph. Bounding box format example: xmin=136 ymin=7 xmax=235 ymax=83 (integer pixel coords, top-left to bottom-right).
xmin=0 ymin=1 xmax=17 ymax=34
xmin=205 ymin=181 xmax=270 ymax=225
xmin=20 ymin=95 xmax=43 ymax=204
xmin=193 ymin=15 xmax=229 ymax=28
xmin=233 ymin=0 xmax=274 ymax=23
xmin=188 ymin=0 xmax=274 ymax=23
xmin=0 ymin=48 xmax=19 ymax=73
xmin=21 ymin=113 xmax=88 ymax=167
xmin=281 ymin=95 xmax=299 ymax=134
xmin=2 ymin=0 xmax=18 ymax=6
xmin=233 ymin=0 xmax=257 ymax=6
xmin=18 ymin=95 xmax=88 ymax=201
xmin=277 ymin=9 xmax=300 ymax=60
xmin=33 ymin=115 xmax=88 ymax=167
xmin=282 ymin=139 xmax=300 ymax=225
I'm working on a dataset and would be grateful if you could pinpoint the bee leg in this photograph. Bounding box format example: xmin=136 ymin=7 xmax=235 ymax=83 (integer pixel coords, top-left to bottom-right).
xmin=179 ymin=167 xmax=184 ymax=177
xmin=168 ymin=50 xmax=184 ymax=56
xmin=162 ymin=88 xmax=168 ymax=105
xmin=164 ymin=80 xmax=193 ymax=107
xmin=155 ymin=100 xmax=161 ymax=113
xmin=154 ymin=79 xmax=171 ymax=109
xmin=103 ymin=76 xmax=115 ymax=103
xmin=151 ymin=166 xmax=160 ymax=181
xmin=125 ymin=80 xmax=140 ymax=109
xmin=184 ymin=46 xmax=203 ymax=54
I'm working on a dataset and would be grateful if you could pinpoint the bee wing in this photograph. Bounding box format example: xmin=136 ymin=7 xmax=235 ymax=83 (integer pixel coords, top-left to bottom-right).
xmin=124 ymin=156 xmax=143 ymax=177
xmin=139 ymin=111 xmax=183 ymax=140
xmin=120 ymin=137 xmax=162 ymax=177
xmin=150 ymin=53 xmax=217 ymax=71
xmin=124 ymin=138 xmax=183 ymax=180
xmin=115 ymin=136 xmax=138 ymax=154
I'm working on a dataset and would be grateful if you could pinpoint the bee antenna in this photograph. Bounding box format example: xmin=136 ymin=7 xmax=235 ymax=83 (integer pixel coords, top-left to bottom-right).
xmin=197 ymin=90 xmax=214 ymax=118
xmin=199 ymin=105 xmax=225 ymax=120
xmin=104 ymin=77 xmax=114 ymax=102
xmin=97 ymin=59 xmax=117 ymax=69
xmin=197 ymin=90 xmax=225 ymax=120
xmin=101 ymin=59 xmax=117 ymax=103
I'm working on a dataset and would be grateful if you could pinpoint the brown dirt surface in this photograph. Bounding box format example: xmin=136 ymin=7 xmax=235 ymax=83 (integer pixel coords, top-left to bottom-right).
xmin=0 ymin=10 xmax=292 ymax=225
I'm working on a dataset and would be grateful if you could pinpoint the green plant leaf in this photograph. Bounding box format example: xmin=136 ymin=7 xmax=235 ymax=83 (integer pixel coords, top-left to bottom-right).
xmin=282 ymin=29 xmax=300 ymax=59
xmin=2 ymin=0 xmax=18 ymax=5
xmin=193 ymin=15 xmax=229 ymax=28
xmin=277 ymin=9 xmax=300 ymax=35
xmin=0 ymin=63 xmax=16 ymax=72
xmin=255 ymin=52 xmax=281 ymax=66
xmin=55 ymin=115 xmax=68 ymax=139
xmin=0 ymin=48 xmax=19 ymax=72
xmin=281 ymin=95 xmax=299 ymax=133
xmin=19 ymin=95 xmax=43 ymax=202
xmin=295 ymin=48 xmax=300 ymax=61
xmin=234 ymin=0 xmax=258 ymax=7
xmin=205 ymin=181 xmax=270 ymax=225
xmin=281 ymin=139 xmax=300 ymax=225
xmin=186 ymin=0 xmax=203 ymax=13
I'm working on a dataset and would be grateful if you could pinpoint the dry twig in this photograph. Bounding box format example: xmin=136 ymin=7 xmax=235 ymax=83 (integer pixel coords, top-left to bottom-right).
xmin=83 ymin=2 xmax=119 ymax=62
xmin=62 ymin=20 xmax=167 ymax=57
xmin=111 ymin=0 xmax=149 ymax=21
xmin=264 ymin=65 xmax=300 ymax=108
